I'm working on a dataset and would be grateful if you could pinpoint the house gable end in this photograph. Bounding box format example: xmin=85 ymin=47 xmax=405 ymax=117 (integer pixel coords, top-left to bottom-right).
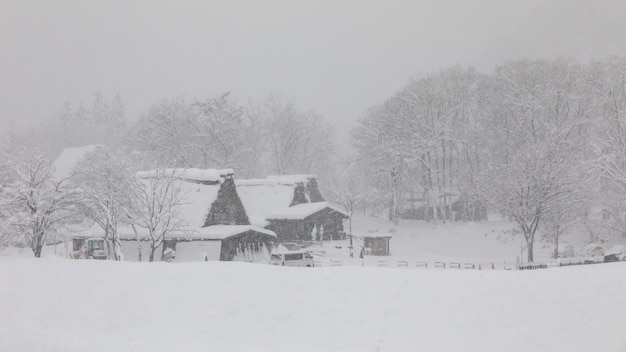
xmin=204 ymin=175 xmax=250 ymax=226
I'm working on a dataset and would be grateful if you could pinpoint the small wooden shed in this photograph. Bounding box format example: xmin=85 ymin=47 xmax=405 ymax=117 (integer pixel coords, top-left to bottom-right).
xmin=352 ymin=233 xmax=392 ymax=256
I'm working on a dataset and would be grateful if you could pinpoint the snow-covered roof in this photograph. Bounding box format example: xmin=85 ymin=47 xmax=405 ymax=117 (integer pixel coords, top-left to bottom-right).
xmin=605 ymin=245 xmax=625 ymax=256
xmin=272 ymin=244 xmax=312 ymax=254
xmin=266 ymin=202 xmax=348 ymax=220
xmin=236 ymin=178 xmax=298 ymax=186
xmin=136 ymin=168 xmax=234 ymax=183
xmin=236 ymin=180 xmax=297 ymax=227
xmin=177 ymin=180 xmax=221 ymax=228
xmin=186 ymin=225 xmax=276 ymax=240
xmin=52 ymin=145 xmax=103 ymax=180
xmin=77 ymin=224 xmax=275 ymax=241
xmin=135 ymin=170 xmax=231 ymax=228
xmin=266 ymin=174 xmax=317 ymax=183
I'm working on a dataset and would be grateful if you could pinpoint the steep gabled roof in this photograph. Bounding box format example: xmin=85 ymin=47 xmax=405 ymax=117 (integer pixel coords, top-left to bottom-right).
xmin=236 ymin=175 xmax=347 ymax=226
xmin=186 ymin=225 xmax=276 ymax=240
xmin=266 ymin=202 xmax=348 ymax=220
xmin=52 ymin=145 xmax=103 ymax=180
xmin=136 ymin=168 xmax=236 ymax=228
xmin=235 ymin=178 xmax=299 ymax=227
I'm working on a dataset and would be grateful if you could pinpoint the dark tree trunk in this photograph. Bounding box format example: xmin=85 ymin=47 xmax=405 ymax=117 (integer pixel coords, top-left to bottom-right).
xmin=33 ymin=244 xmax=43 ymax=258
xmin=149 ymin=245 xmax=156 ymax=262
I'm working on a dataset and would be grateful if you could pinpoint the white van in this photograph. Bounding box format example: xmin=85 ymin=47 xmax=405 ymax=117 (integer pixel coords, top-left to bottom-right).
xmin=270 ymin=251 xmax=315 ymax=267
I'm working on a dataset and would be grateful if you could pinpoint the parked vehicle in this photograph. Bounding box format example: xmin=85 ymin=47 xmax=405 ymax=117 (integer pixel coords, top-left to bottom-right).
xmin=70 ymin=238 xmax=108 ymax=260
xmin=270 ymin=251 xmax=314 ymax=267
xmin=604 ymin=245 xmax=625 ymax=263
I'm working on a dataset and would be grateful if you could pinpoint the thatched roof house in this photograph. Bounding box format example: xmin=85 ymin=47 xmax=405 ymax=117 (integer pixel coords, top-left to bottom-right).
xmin=236 ymin=175 xmax=348 ymax=242
xmin=72 ymin=167 xmax=276 ymax=262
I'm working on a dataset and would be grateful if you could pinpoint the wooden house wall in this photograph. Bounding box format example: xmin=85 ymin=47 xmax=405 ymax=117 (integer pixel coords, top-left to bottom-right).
xmin=220 ymin=231 xmax=274 ymax=261
xmin=268 ymin=208 xmax=346 ymax=242
xmin=363 ymin=237 xmax=390 ymax=256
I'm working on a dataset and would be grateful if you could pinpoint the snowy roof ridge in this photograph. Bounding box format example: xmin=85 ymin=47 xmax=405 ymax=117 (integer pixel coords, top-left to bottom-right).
xmin=236 ymin=178 xmax=298 ymax=186
xmin=191 ymin=225 xmax=276 ymax=240
xmin=236 ymin=174 xmax=317 ymax=187
xmin=78 ymin=224 xmax=276 ymax=241
xmin=267 ymin=174 xmax=317 ymax=183
xmin=136 ymin=168 xmax=234 ymax=182
xmin=265 ymin=201 xmax=348 ymax=220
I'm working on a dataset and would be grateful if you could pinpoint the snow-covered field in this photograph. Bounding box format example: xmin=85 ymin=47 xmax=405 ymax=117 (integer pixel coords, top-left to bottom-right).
xmin=309 ymin=215 xmax=616 ymax=269
xmin=1 ymin=257 xmax=625 ymax=352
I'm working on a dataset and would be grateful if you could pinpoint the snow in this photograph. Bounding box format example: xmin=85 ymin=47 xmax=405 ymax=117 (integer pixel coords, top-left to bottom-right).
xmin=266 ymin=174 xmax=317 ymax=183
xmin=51 ymin=145 xmax=102 ymax=179
xmin=135 ymin=176 xmax=221 ymax=229
xmin=236 ymin=178 xmax=300 ymax=186
xmin=605 ymin=245 xmax=625 ymax=256
xmin=0 ymin=257 xmax=625 ymax=352
xmin=350 ymin=232 xmax=393 ymax=238
xmin=136 ymin=168 xmax=234 ymax=182
xmin=236 ymin=179 xmax=296 ymax=227
xmin=266 ymin=201 xmax=349 ymax=220
xmin=176 ymin=179 xmax=221 ymax=228
xmin=190 ymin=225 xmax=276 ymax=240
xmin=175 ymin=241 xmax=222 ymax=261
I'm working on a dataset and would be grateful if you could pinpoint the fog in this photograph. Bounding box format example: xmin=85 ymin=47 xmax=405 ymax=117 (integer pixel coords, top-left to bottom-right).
xmin=2 ymin=0 xmax=626 ymax=142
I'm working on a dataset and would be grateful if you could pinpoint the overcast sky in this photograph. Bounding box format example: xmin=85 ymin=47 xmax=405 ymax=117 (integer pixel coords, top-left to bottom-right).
xmin=2 ymin=0 xmax=626 ymax=143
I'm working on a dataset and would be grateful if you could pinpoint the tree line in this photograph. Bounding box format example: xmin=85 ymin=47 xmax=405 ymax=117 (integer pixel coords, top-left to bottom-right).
xmin=3 ymin=57 xmax=626 ymax=263
xmin=3 ymin=92 xmax=335 ymax=179
xmin=351 ymin=57 xmax=626 ymax=262
xmin=0 ymin=93 xmax=335 ymax=259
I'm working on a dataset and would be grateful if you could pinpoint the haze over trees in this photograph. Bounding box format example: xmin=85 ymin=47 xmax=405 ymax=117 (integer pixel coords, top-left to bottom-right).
xmin=2 ymin=57 xmax=626 ymax=262
xmin=0 ymin=149 xmax=83 ymax=257
xmin=352 ymin=57 xmax=626 ymax=262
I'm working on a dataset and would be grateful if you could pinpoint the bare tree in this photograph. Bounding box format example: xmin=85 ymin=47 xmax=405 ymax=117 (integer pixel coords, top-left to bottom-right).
xmin=352 ymin=105 xmax=410 ymax=225
xmin=484 ymin=59 xmax=591 ymax=262
xmin=132 ymin=98 xmax=196 ymax=168
xmin=71 ymin=147 xmax=136 ymax=260
xmin=191 ymin=92 xmax=248 ymax=169
xmin=0 ymin=149 xmax=82 ymax=257
xmin=353 ymin=67 xmax=482 ymax=225
xmin=263 ymin=96 xmax=335 ymax=175
xmin=131 ymin=168 xmax=186 ymax=262
xmin=589 ymin=57 xmax=626 ymax=237
xmin=326 ymin=164 xmax=370 ymax=237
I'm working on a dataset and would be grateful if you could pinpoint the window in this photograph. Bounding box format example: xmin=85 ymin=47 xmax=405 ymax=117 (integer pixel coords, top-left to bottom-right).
xmin=285 ymin=253 xmax=303 ymax=261
xmin=88 ymin=240 xmax=104 ymax=251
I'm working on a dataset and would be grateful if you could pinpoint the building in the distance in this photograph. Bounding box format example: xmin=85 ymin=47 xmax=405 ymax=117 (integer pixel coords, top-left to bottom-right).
xmin=236 ymin=175 xmax=348 ymax=242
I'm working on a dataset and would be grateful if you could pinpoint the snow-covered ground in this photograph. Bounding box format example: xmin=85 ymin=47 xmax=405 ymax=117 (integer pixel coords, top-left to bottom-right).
xmin=1 ymin=257 xmax=625 ymax=352
xmin=305 ymin=214 xmax=624 ymax=269
xmin=3 ymin=214 xmax=624 ymax=268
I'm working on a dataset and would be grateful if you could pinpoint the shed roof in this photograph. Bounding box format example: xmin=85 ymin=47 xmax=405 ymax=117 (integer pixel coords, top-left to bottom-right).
xmin=266 ymin=202 xmax=348 ymax=220
xmin=189 ymin=225 xmax=276 ymax=240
